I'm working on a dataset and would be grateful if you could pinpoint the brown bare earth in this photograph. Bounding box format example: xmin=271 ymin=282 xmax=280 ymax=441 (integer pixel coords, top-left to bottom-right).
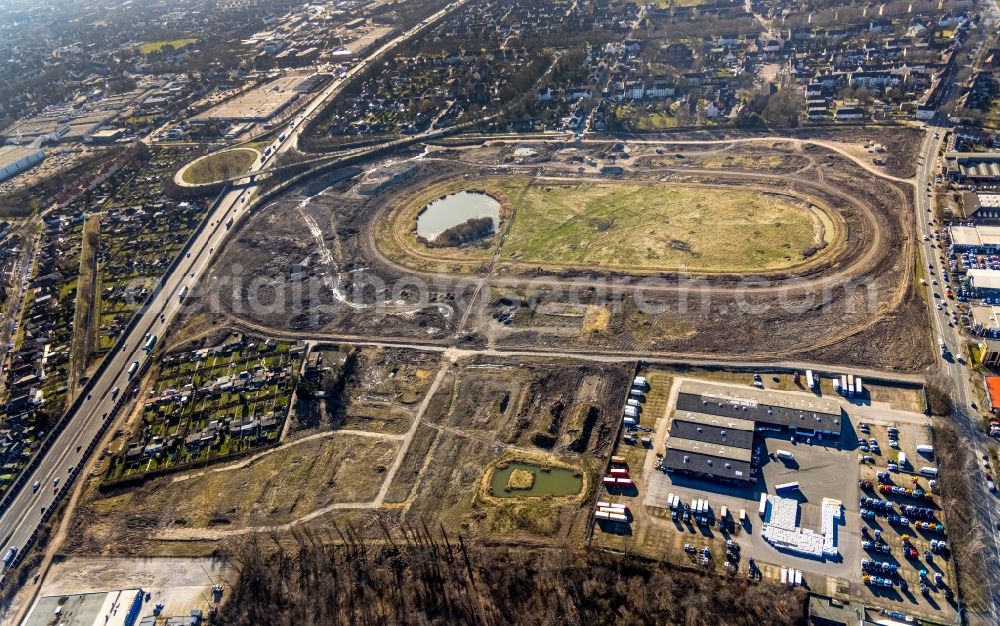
xmin=55 ymin=128 xmax=926 ymax=624
xmin=201 ymin=131 xmax=927 ymax=372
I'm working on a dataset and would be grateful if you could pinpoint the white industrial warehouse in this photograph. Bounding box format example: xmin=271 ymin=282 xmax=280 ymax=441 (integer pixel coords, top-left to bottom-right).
xmin=0 ymin=145 xmax=45 ymax=182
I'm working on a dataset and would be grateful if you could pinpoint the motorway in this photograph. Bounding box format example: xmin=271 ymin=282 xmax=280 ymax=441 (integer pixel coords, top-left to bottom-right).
xmin=914 ymin=128 xmax=1000 ymax=623
xmin=0 ymin=0 xmax=466 ymax=578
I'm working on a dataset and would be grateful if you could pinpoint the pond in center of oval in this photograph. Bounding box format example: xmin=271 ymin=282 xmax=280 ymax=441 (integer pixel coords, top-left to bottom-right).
xmin=416 ymin=191 xmax=500 ymax=241
xmin=490 ymin=462 xmax=583 ymax=498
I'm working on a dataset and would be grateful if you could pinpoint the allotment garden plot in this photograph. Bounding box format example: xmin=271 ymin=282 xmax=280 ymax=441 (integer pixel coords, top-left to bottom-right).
xmin=104 ymin=338 xmax=303 ymax=481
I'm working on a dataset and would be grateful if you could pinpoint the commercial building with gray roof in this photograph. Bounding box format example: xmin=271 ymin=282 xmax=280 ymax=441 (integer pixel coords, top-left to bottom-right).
xmin=663 ymin=380 xmax=844 ymax=484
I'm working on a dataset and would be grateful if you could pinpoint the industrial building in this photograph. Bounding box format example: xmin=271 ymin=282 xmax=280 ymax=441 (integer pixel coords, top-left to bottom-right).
xmin=961 ymin=192 xmax=1000 ymax=223
xmin=944 ymin=151 xmax=1000 ymax=183
xmin=967 ymin=268 xmax=1000 ymax=297
xmin=23 ymin=589 xmax=143 ymax=626
xmin=0 ymin=146 xmax=45 ymax=182
xmin=675 ymin=379 xmax=843 ymax=436
xmin=662 ymin=409 xmax=755 ymax=483
xmin=985 ymin=376 xmax=1000 ymax=416
xmin=948 ymin=224 xmax=1000 ymax=251
xmin=663 ymin=380 xmax=843 ymax=484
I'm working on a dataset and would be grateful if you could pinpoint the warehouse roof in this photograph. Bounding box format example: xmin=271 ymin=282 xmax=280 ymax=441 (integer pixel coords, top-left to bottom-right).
xmin=676 ymin=379 xmax=842 ymax=435
xmin=969 ymin=268 xmax=1000 ymax=291
xmin=662 ymin=448 xmax=752 ymax=482
xmin=950 ymin=225 xmax=1000 ymax=248
xmin=669 ymin=413 xmax=755 ymax=450
xmin=666 ymin=436 xmax=753 ymax=462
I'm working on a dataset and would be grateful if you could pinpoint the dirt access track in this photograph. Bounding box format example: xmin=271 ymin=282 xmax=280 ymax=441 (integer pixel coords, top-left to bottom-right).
xmin=199 ymin=127 xmax=929 ymax=372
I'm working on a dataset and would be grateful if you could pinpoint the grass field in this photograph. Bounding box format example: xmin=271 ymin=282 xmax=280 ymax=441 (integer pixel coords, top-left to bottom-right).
xmin=497 ymin=178 xmax=825 ymax=273
xmin=180 ymin=148 xmax=258 ymax=185
xmin=139 ymin=38 xmax=197 ymax=54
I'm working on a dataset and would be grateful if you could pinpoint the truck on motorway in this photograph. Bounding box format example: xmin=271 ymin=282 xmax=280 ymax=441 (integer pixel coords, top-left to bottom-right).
xmin=143 ymin=334 xmax=157 ymax=354
xmin=225 ymin=216 xmax=234 ymax=229
xmin=127 ymin=360 xmax=139 ymax=379
xmin=278 ymin=132 xmax=287 ymax=142
xmin=2 ymin=547 xmax=16 ymax=567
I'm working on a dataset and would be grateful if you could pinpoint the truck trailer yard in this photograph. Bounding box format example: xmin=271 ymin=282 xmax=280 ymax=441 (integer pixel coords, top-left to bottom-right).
xmin=592 ymin=372 xmax=958 ymax=623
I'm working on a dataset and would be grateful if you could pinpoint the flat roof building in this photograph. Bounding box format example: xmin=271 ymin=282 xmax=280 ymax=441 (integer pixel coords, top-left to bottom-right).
xmin=950 ymin=224 xmax=1000 ymax=250
xmin=663 ymin=380 xmax=843 ymax=484
xmin=663 ymin=399 xmax=757 ymax=483
xmin=0 ymin=146 xmax=44 ymax=182
xmin=23 ymin=589 xmax=143 ymax=626
xmin=676 ymin=379 xmax=843 ymax=436
xmin=968 ymin=268 xmax=1000 ymax=295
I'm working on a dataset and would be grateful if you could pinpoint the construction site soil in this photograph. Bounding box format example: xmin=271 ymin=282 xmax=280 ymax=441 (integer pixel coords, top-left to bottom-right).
xmin=200 ymin=129 xmax=928 ymax=372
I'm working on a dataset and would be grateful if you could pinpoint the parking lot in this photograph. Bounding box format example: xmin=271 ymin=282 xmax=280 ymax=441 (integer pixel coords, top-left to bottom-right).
xmin=644 ymin=428 xmax=862 ymax=580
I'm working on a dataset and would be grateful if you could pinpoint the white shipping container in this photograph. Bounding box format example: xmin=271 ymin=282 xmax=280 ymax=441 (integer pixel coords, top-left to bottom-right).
xmin=840 ymin=374 xmax=848 ymax=393
xmin=855 ymin=376 xmax=863 ymax=394
xmin=805 ymin=370 xmax=814 ymax=389
xmin=608 ymin=512 xmax=629 ymax=522
xmin=919 ymin=467 xmax=939 ymax=477
xmin=600 ymin=505 xmax=628 ymax=514
xmin=847 ymin=374 xmax=855 ymax=396
xmin=794 ymin=570 xmax=803 ymax=586
xmin=775 ymin=481 xmax=799 ymax=492
xmin=594 ymin=510 xmax=611 ymax=520
xmin=759 ymin=493 xmax=767 ymax=517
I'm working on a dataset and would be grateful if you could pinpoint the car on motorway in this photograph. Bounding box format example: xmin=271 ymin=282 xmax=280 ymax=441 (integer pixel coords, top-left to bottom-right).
xmin=32 ymin=480 xmax=39 ymax=492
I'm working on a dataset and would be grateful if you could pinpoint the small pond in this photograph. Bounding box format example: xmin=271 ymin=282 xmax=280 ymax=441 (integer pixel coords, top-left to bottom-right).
xmin=416 ymin=191 xmax=500 ymax=241
xmin=489 ymin=461 xmax=583 ymax=498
